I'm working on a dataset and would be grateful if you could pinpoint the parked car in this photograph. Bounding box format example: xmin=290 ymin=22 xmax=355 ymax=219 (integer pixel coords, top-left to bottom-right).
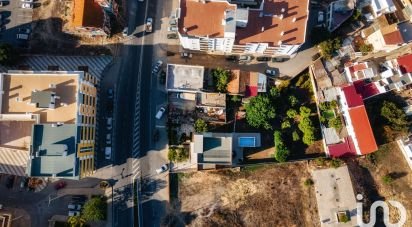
xmin=156 ymin=164 xmax=169 ymax=174
xmin=155 ymin=107 xmax=166 ymax=120
xmin=21 ymin=0 xmax=33 ymax=2
xmin=16 ymin=33 xmax=29 ymax=40
xmin=68 ymin=204 xmax=82 ymax=210
xmin=107 ymin=88 xmax=113 ymax=99
xmin=152 ymin=60 xmax=163 ymax=74
xmin=318 ymin=11 xmax=324 ymax=23
xmin=106 ymin=117 xmax=112 ymax=130
xmin=265 ymin=69 xmax=278 ymax=76
xmin=169 ymin=19 xmax=177 ymax=26
xmin=106 ymin=133 xmax=111 ymax=145
xmin=167 ymin=33 xmax=178 ymax=39
xmin=122 ymin=27 xmax=128 ymax=37
xmin=145 ymin=18 xmax=153 ymax=32
xmin=256 ymin=56 xmax=271 ymax=62
xmin=225 ymin=55 xmax=237 ymax=62
xmin=181 ymin=52 xmax=192 ymax=58
xmin=239 ymin=55 xmax=252 ymax=62
xmin=105 ymin=147 xmax=112 ymax=160
xmin=68 ymin=211 xmax=81 ymax=216
xmin=19 ymin=177 xmax=28 ymax=190
xmin=55 ymin=181 xmax=67 ymax=190
xmin=6 ymin=176 xmax=14 ymax=189
xmin=272 ymin=57 xmax=288 ymax=62
xmin=167 ymin=26 xmax=178 ymax=32
xmin=20 ymin=3 xmax=32 ymax=8
xmin=18 ymin=28 xmax=31 ymax=34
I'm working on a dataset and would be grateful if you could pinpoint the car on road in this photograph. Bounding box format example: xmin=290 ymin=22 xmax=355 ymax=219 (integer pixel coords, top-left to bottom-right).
xmin=18 ymin=28 xmax=31 ymax=34
xmin=107 ymin=88 xmax=113 ymax=99
xmin=6 ymin=176 xmax=14 ymax=189
xmin=20 ymin=3 xmax=32 ymax=8
xmin=156 ymin=164 xmax=169 ymax=174
xmin=55 ymin=181 xmax=67 ymax=190
xmin=106 ymin=117 xmax=112 ymax=130
xmin=256 ymin=56 xmax=271 ymax=62
xmin=265 ymin=69 xmax=278 ymax=76
xmin=318 ymin=11 xmax=324 ymax=23
xmin=145 ymin=18 xmax=153 ymax=32
xmin=105 ymin=147 xmax=112 ymax=160
xmin=167 ymin=33 xmax=178 ymax=39
xmin=122 ymin=27 xmax=128 ymax=36
xmin=167 ymin=26 xmax=178 ymax=32
xmin=106 ymin=133 xmax=111 ymax=145
xmin=239 ymin=55 xmax=252 ymax=63
xmin=155 ymin=107 xmax=166 ymax=120
xmin=181 ymin=52 xmax=192 ymax=58
xmin=16 ymin=33 xmax=29 ymax=40
xmin=68 ymin=204 xmax=82 ymax=210
xmin=152 ymin=60 xmax=163 ymax=74
xmin=169 ymin=19 xmax=177 ymax=26
xmin=68 ymin=210 xmax=81 ymax=216
xmin=19 ymin=177 xmax=28 ymax=190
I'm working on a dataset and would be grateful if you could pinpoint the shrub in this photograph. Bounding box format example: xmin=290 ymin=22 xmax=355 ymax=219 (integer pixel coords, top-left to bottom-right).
xmin=299 ymin=106 xmax=312 ymax=118
xmin=292 ymin=131 xmax=300 ymax=141
xmin=298 ymin=117 xmax=316 ymax=145
xmin=288 ymin=95 xmax=299 ymax=107
xmin=329 ymin=117 xmax=342 ymax=130
xmin=319 ymin=102 xmax=330 ymax=111
xmin=194 ymin=119 xmax=208 ymax=133
xmin=274 ymin=131 xmax=290 ymax=162
xmin=245 ymin=95 xmax=276 ymax=129
xmin=331 ymin=158 xmax=343 ymax=168
xmin=315 ymin=157 xmax=326 ymax=166
xmin=380 ymin=101 xmax=408 ymax=131
xmin=304 ymin=178 xmax=314 ymax=187
xmin=175 ymin=148 xmax=189 ymax=162
xmin=287 ymin=109 xmax=298 ymax=119
xmin=359 ymin=44 xmax=373 ymax=54
xmin=82 ymin=197 xmax=107 ymax=221
xmin=231 ymin=95 xmax=241 ymax=102
xmin=168 ymin=148 xmax=177 ymax=162
xmin=212 ymin=68 xmax=230 ymax=92
xmin=0 ymin=44 xmax=19 ymax=66
xmin=281 ymin=120 xmax=291 ymax=129
xmin=382 ymin=174 xmax=394 ymax=185
xmin=319 ymin=38 xmax=342 ymax=59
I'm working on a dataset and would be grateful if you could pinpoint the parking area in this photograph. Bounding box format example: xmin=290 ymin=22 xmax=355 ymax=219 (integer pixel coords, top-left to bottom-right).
xmin=0 ymin=0 xmax=33 ymax=47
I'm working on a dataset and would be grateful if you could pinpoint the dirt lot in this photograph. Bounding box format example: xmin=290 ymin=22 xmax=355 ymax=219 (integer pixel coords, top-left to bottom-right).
xmin=167 ymin=162 xmax=320 ymax=227
xmin=29 ymin=0 xmax=121 ymax=55
xmin=347 ymin=142 xmax=412 ymax=226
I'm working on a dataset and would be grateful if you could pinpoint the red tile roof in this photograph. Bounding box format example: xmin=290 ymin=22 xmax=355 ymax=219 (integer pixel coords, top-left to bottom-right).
xmin=327 ymin=137 xmax=357 ymax=157
xmin=349 ymin=63 xmax=367 ymax=73
xmin=342 ymin=85 xmax=364 ymax=108
xmin=382 ymin=30 xmax=404 ymax=45
xmin=397 ymin=54 xmax=412 ymax=74
xmin=245 ymin=86 xmax=258 ymax=97
xmin=348 ymin=106 xmax=378 ymax=155
xmin=72 ymin=0 xmax=104 ymax=28
xmin=353 ymin=80 xmax=380 ymax=99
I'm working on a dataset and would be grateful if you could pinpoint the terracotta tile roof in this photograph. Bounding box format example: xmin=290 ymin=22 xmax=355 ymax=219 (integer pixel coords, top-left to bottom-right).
xmin=236 ymin=0 xmax=309 ymax=45
xmin=382 ymin=30 xmax=404 ymax=45
xmin=228 ymin=70 xmax=250 ymax=95
xmin=397 ymin=53 xmax=412 ymax=73
xmin=72 ymin=0 xmax=104 ymax=28
xmin=349 ymin=63 xmax=367 ymax=73
xmin=353 ymin=80 xmax=380 ymax=99
xmin=327 ymin=137 xmax=357 ymax=157
xmin=348 ymin=106 xmax=378 ymax=155
xmin=342 ymin=85 xmax=364 ymax=108
xmin=179 ymin=0 xmax=236 ymax=38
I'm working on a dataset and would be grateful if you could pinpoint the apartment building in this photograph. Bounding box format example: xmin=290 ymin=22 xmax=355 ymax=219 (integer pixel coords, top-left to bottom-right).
xmin=0 ymin=70 xmax=99 ymax=179
xmin=177 ymin=0 xmax=309 ymax=57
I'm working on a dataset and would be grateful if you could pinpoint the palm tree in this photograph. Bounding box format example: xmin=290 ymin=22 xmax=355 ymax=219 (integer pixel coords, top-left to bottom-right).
xmin=67 ymin=216 xmax=86 ymax=227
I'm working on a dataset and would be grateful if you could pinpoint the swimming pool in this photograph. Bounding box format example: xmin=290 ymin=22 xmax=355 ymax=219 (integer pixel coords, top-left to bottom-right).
xmin=238 ymin=137 xmax=256 ymax=147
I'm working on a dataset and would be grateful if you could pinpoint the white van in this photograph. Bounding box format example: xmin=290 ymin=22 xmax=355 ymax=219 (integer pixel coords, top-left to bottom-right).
xmin=105 ymin=147 xmax=112 ymax=160
xmin=155 ymin=107 xmax=166 ymax=120
xmin=16 ymin=34 xmax=29 ymax=40
xmin=107 ymin=117 xmax=112 ymax=130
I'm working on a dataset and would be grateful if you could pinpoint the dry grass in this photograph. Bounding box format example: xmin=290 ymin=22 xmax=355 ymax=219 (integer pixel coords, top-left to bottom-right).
xmin=168 ymin=162 xmax=320 ymax=227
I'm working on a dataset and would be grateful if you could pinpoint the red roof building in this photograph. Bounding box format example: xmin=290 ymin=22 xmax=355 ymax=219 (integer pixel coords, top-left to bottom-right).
xmin=341 ymin=85 xmax=364 ymax=108
xmin=328 ymin=137 xmax=357 ymax=157
xmin=397 ymin=54 xmax=412 ymax=74
xmin=353 ymin=80 xmax=380 ymax=99
xmin=348 ymin=106 xmax=378 ymax=155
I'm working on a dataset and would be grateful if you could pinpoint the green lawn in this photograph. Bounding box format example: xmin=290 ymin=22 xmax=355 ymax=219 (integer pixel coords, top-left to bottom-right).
xmin=322 ymin=110 xmax=335 ymax=119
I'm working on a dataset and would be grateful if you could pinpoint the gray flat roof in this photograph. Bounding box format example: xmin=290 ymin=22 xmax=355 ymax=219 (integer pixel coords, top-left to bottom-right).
xmin=28 ymin=124 xmax=78 ymax=177
xmin=31 ymin=91 xmax=53 ymax=108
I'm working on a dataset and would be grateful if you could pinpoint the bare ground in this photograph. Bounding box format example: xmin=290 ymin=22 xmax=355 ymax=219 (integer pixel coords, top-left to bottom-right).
xmin=167 ymin=162 xmax=320 ymax=227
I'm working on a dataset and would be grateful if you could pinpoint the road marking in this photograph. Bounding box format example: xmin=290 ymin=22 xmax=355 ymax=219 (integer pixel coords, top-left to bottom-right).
xmin=155 ymin=125 xmax=165 ymax=128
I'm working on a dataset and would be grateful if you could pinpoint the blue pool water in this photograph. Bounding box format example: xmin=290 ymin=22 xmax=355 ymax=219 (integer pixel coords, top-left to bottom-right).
xmin=238 ymin=137 xmax=256 ymax=147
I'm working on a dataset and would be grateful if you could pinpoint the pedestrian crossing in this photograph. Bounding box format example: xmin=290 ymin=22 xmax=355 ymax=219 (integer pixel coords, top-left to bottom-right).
xmin=0 ymin=55 xmax=113 ymax=78
xmin=0 ymin=147 xmax=28 ymax=177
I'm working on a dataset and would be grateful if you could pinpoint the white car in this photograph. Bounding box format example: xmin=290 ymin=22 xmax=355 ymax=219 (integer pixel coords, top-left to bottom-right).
xmin=21 ymin=3 xmax=32 ymax=8
xmin=105 ymin=147 xmax=112 ymax=160
xmin=167 ymin=26 xmax=178 ymax=32
xmin=21 ymin=0 xmax=33 ymax=2
xmin=265 ymin=69 xmax=278 ymax=76
xmin=318 ymin=11 xmax=324 ymax=23
xmin=122 ymin=27 xmax=128 ymax=37
xmin=156 ymin=164 xmax=169 ymax=174
xmin=68 ymin=204 xmax=82 ymax=210
xmin=152 ymin=60 xmax=163 ymax=74
xmin=68 ymin=210 xmax=81 ymax=216
xmin=155 ymin=107 xmax=166 ymax=119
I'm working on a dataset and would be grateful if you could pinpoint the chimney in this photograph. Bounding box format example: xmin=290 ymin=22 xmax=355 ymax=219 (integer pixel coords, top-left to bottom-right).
xmin=280 ymin=31 xmax=284 ymax=36
xmin=261 ymin=26 xmax=265 ymax=32
xmin=292 ymin=17 xmax=296 ymax=22
xmin=278 ymin=40 xmax=282 ymax=45
xmin=281 ymin=8 xmax=285 ymax=13
xmin=183 ymin=27 xmax=188 ymax=33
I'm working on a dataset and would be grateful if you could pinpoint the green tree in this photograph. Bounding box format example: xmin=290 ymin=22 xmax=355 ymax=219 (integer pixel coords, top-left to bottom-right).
xmin=0 ymin=44 xmax=19 ymax=66
xmin=176 ymin=148 xmax=189 ymax=162
xmin=331 ymin=158 xmax=343 ymax=168
xmin=68 ymin=216 xmax=86 ymax=227
xmin=329 ymin=117 xmax=342 ymax=130
xmin=194 ymin=119 xmax=208 ymax=133
xmin=288 ymin=95 xmax=299 ymax=107
xmin=168 ymin=147 xmax=177 ymax=162
xmin=319 ymin=38 xmax=341 ymax=59
xmin=380 ymin=101 xmax=408 ymax=130
xmin=352 ymin=9 xmax=362 ymax=21
xmin=319 ymin=102 xmax=330 ymax=111
xmin=274 ymin=131 xmax=289 ymax=162
xmin=299 ymin=106 xmax=311 ymax=118
xmin=212 ymin=68 xmax=230 ymax=92
xmin=269 ymin=86 xmax=280 ymax=98
xmin=281 ymin=120 xmax=291 ymax=129
xmin=304 ymin=178 xmax=314 ymax=187
xmin=359 ymin=44 xmax=373 ymax=54
xmin=231 ymin=95 xmax=241 ymax=102
xmin=292 ymin=131 xmax=300 ymax=141
xmin=330 ymin=100 xmax=338 ymax=109
xmin=82 ymin=197 xmax=107 ymax=221
xmin=287 ymin=109 xmax=298 ymax=119
xmin=245 ymin=95 xmax=276 ymax=129
xmin=298 ymin=117 xmax=316 ymax=145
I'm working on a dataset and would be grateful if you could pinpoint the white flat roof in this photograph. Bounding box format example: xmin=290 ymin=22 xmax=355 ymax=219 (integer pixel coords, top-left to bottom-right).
xmin=166 ymin=64 xmax=204 ymax=92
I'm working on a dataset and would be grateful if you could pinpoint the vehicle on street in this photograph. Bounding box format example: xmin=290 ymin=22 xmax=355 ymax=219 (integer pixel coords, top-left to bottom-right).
xmin=106 ymin=133 xmax=111 ymax=145
xmin=6 ymin=175 xmax=14 ymax=189
xmin=169 ymin=19 xmax=177 ymax=26
xmin=239 ymin=55 xmax=252 ymax=62
xmin=19 ymin=177 xmax=28 ymax=190
xmin=107 ymin=88 xmax=113 ymax=99
xmin=68 ymin=211 xmax=81 ymax=216
xmin=21 ymin=0 xmax=33 ymax=2
xmin=265 ymin=69 xmax=278 ymax=76
xmin=155 ymin=107 xmax=166 ymax=120
xmin=122 ymin=27 xmax=128 ymax=36
xmin=176 ymin=92 xmax=196 ymax=100
xmin=225 ymin=55 xmax=237 ymax=62
xmin=152 ymin=60 xmax=163 ymax=74
xmin=272 ymin=57 xmax=288 ymax=62
xmin=106 ymin=117 xmax=112 ymax=130
xmin=145 ymin=18 xmax=153 ymax=32
xmin=20 ymin=3 xmax=32 ymax=8
xmin=55 ymin=181 xmax=67 ymax=190
xmin=156 ymin=164 xmax=169 ymax=174
xmin=318 ymin=11 xmax=324 ymax=23
xmin=256 ymin=56 xmax=271 ymax=62
xmin=105 ymin=147 xmax=112 ymax=160
xmin=181 ymin=52 xmax=192 ymax=58
xmin=167 ymin=26 xmax=178 ymax=32
xmin=68 ymin=204 xmax=82 ymax=210
xmin=16 ymin=33 xmax=29 ymax=40
xmin=18 ymin=28 xmax=31 ymax=33
xmin=167 ymin=33 xmax=178 ymax=39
